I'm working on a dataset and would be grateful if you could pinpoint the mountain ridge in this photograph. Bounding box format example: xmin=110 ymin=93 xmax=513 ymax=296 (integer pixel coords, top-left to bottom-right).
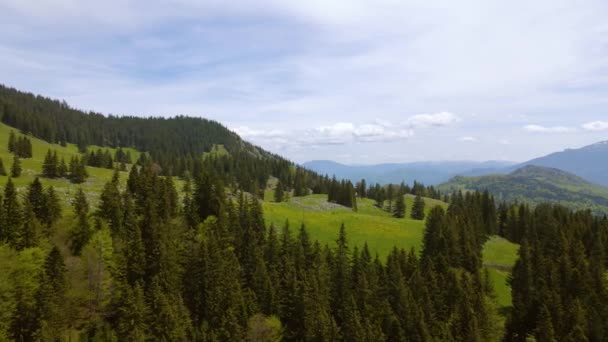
xmin=439 ymin=165 xmax=608 ymax=214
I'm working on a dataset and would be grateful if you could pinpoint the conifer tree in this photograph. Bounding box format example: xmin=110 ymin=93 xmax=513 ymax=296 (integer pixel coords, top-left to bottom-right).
xmin=15 ymin=200 xmax=42 ymax=250
xmin=331 ymin=224 xmax=352 ymax=328
xmin=42 ymin=150 xmax=56 ymax=178
xmin=35 ymin=247 xmax=67 ymax=340
xmin=3 ymin=178 xmax=21 ymax=246
xmin=393 ymin=195 xmax=406 ymax=218
xmin=386 ymin=184 xmax=394 ymax=212
xmin=11 ymin=156 xmax=21 ymax=177
xmin=69 ymin=188 xmax=91 ymax=255
xmin=27 ymin=177 xmax=45 ymax=221
xmin=0 ymin=157 xmax=6 ymax=176
xmin=69 ymin=156 xmax=88 ymax=183
xmin=57 ymin=158 xmax=67 ymax=178
xmin=8 ymin=130 xmax=16 ymax=153
xmin=98 ymin=171 xmax=123 ymax=233
xmin=274 ymin=180 xmax=284 ymax=202
xmin=410 ymin=195 xmax=426 ymax=220
xmin=43 ymin=186 xmax=62 ymax=227
xmin=113 ymin=283 xmax=148 ymax=341
xmin=121 ymin=193 xmax=146 ymax=285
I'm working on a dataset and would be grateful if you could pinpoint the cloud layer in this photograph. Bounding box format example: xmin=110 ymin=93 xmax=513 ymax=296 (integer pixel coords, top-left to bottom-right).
xmin=582 ymin=121 xmax=608 ymax=131
xmin=1 ymin=1 xmax=608 ymax=163
xmin=523 ymin=125 xmax=576 ymax=133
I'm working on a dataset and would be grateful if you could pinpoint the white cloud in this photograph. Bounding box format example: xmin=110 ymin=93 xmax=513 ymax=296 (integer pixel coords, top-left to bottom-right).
xmin=405 ymin=112 xmax=460 ymax=128
xmin=582 ymin=120 xmax=608 ymax=131
xmin=459 ymin=136 xmax=477 ymax=142
xmin=233 ymin=126 xmax=286 ymax=138
xmin=308 ymin=121 xmax=414 ymax=145
xmin=232 ymin=120 xmax=417 ymax=148
xmin=523 ymin=124 xmax=576 ymax=133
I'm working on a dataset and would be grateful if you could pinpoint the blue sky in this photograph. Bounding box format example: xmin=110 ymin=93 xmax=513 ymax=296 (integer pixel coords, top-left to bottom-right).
xmin=2 ymin=0 xmax=608 ymax=164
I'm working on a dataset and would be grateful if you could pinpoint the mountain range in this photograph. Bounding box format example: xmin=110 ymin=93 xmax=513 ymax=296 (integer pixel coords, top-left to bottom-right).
xmin=302 ymin=160 xmax=515 ymax=185
xmin=304 ymin=139 xmax=608 ymax=186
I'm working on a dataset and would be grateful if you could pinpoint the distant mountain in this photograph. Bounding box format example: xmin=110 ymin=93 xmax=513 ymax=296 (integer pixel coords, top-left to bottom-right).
xmin=507 ymin=141 xmax=608 ymax=186
xmin=302 ymin=160 xmax=515 ymax=185
xmin=438 ymin=165 xmax=608 ymax=214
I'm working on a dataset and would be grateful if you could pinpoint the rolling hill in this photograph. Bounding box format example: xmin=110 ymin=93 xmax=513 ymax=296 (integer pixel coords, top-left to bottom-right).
xmin=439 ymin=165 xmax=608 ymax=214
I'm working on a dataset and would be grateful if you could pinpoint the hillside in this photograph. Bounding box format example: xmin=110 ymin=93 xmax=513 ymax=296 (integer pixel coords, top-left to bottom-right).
xmin=512 ymin=141 xmax=608 ymax=186
xmin=0 ymin=122 xmax=141 ymax=207
xmin=0 ymin=84 xmax=323 ymax=195
xmin=303 ymin=159 xmax=515 ymax=185
xmin=439 ymin=165 xmax=608 ymax=213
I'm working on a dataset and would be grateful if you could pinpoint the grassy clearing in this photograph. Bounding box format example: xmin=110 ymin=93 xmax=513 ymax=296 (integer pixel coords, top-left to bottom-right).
xmin=482 ymin=236 xmax=519 ymax=308
xmin=483 ymin=236 xmax=519 ymax=268
xmin=487 ymin=268 xmax=512 ymax=308
xmin=263 ymin=194 xmax=447 ymax=259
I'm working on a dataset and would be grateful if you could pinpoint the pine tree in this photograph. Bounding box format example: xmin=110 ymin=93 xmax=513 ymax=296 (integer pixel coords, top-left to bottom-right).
xmin=0 ymin=157 xmax=6 ymax=176
xmin=57 ymin=158 xmax=67 ymax=178
xmin=27 ymin=177 xmax=45 ymax=221
xmin=15 ymin=200 xmax=42 ymax=250
xmin=386 ymin=184 xmax=394 ymax=212
xmin=43 ymin=186 xmax=62 ymax=227
xmin=35 ymin=247 xmax=67 ymax=340
xmin=411 ymin=195 xmax=426 ymax=220
xmin=274 ymin=180 xmax=284 ymax=202
xmin=42 ymin=149 xmax=58 ymax=178
xmin=331 ymin=224 xmax=352 ymax=328
xmin=146 ymin=276 xmax=191 ymax=340
xmin=98 ymin=172 xmax=123 ymax=233
xmin=69 ymin=156 xmax=88 ymax=183
xmin=536 ymin=304 xmax=557 ymax=342
xmin=11 ymin=156 xmax=21 ymax=177
xmin=113 ymin=283 xmax=148 ymax=341
xmin=121 ymin=193 xmax=146 ymax=285
xmin=3 ymin=178 xmax=21 ymax=247
xmin=8 ymin=130 xmax=16 ymax=153
xmin=393 ymin=195 xmax=406 ymax=218
xmin=69 ymin=188 xmax=91 ymax=255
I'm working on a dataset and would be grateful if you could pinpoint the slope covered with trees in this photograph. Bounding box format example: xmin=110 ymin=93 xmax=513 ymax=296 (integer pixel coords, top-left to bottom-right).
xmin=0 ymin=84 xmax=326 ymax=195
xmin=439 ymin=165 xmax=608 ymax=214
xmin=2 ymin=164 xmax=510 ymax=341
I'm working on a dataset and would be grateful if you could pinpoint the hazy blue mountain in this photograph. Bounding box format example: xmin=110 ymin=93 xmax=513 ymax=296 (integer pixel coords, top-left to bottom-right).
xmin=438 ymin=165 xmax=608 ymax=214
xmin=302 ymin=160 xmax=515 ymax=185
xmin=508 ymin=141 xmax=608 ymax=186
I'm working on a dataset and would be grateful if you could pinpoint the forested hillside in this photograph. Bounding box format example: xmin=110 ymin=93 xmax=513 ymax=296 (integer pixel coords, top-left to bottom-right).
xmin=0 ymin=84 xmax=326 ymax=195
xmin=439 ymin=165 xmax=608 ymax=214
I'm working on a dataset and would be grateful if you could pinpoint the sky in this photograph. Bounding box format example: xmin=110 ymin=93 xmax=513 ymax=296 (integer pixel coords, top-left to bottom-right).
xmin=2 ymin=0 xmax=608 ymax=164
